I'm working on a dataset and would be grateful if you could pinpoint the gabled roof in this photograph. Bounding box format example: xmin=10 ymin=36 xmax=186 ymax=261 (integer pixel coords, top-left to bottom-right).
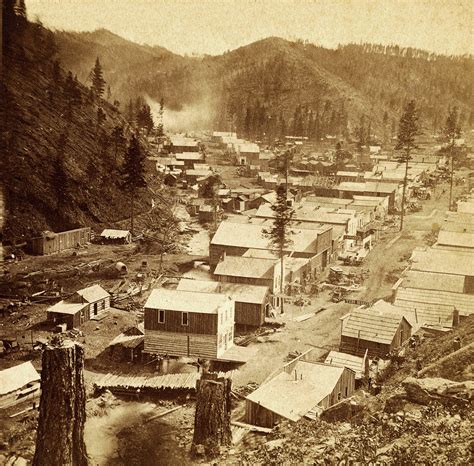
xmin=76 ymin=284 xmax=110 ymax=303
xmin=401 ymin=270 xmax=466 ymax=293
xmin=176 ymin=279 xmax=268 ymax=304
xmin=214 ymin=256 xmax=277 ymax=280
xmin=0 ymin=362 xmax=40 ymax=396
xmin=145 ymin=288 xmax=230 ymax=314
xmin=47 ymin=301 xmax=87 ymax=315
xmin=342 ymin=308 xmax=410 ymax=345
xmin=175 ymin=152 xmax=204 ymax=160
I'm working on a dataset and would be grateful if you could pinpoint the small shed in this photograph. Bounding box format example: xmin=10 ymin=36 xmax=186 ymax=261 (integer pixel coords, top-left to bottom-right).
xmin=29 ymin=227 xmax=91 ymax=255
xmin=100 ymin=229 xmax=132 ymax=244
xmin=324 ymin=350 xmax=369 ymax=385
xmin=107 ymin=323 xmax=144 ymax=362
xmin=340 ymin=308 xmax=412 ymax=358
xmin=245 ymin=355 xmax=355 ymax=428
xmin=0 ymin=361 xmax=40 ymax=408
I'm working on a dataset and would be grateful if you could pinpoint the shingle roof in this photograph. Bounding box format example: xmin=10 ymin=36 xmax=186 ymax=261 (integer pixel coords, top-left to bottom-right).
xmin=342 ymin=309 xmax=409 ymax=344
xmin=402 ymin=270 xmax=465 ymax=293
xmin=76 ymin=284 xmax=110 ymax=303
xmin=436 ymin=230 xmax=474 ymax=249
xmin=176 ymin=279 xmax=268 ymax=304
xmin=47 ymin=301 xmax=87 ymax=315
xmin=338 ymin=181 xmax=398 ymax=193
xmin=325 ymin=351 xmax=365 ymax=378
xmin=144 ymin=288 xmax=230 ymax=314
xmin=0 ymin=362 xmax=40 ymax=396
xmin=214 ymin=256 xmax=277 ymax=279
xmin=410 ymin=248 xmax=474 ymax=276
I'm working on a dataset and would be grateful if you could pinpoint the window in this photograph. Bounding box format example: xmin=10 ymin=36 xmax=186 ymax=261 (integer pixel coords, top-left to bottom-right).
xmin=337 ymin=392 xmax=341 ymax=401
xmin=181 ymin=312 xmax=189 ymax=326
xmin=158 ymin=310 xmax=165 ymax=324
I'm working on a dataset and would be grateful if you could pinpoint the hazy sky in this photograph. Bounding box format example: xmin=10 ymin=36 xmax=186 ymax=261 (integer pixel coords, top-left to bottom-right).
xmin=27 ymin=0 xmax=473 ymax=56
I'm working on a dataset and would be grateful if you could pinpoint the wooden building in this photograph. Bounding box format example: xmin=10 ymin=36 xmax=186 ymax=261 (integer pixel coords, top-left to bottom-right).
xmin=340 ymin=308 xmax=412 ymax=358
xmin=209 ymin=221 xmax=332 ymax=272
xmin=177 ymin=279 xmax=269 ymax=328
xmin=143 ymin=288 xmax=235 ymax=359
xmin=29 ymin=227 xmax=91 ymax=255
xmin=245 ymin=351 xmax=355 ymax=428
xmin=100 ymin=229 xmax=132 ymax=244
xmin=47 ymin=284 xmax=111 ymax=329
xmin=0 ymin=361 xmax=41 ymax=409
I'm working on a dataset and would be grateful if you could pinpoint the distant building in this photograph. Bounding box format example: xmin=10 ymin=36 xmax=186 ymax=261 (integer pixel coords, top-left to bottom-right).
xmin=169 ymin=137 xmax=200 ymax=153
xmin=236 ymin=143 xmax=260 ymax=166
xmin=143 ymin=288 xmax=235 ymax=359
xmin=175 ymin=152 xmax=204 ymax=168
xmin=47 ymin=284 xmax=111 ymax=329
xmin=100 ymin=229 xmax=132 ymax=244
xmin=29 ymin=227 xmax=91 ymax=255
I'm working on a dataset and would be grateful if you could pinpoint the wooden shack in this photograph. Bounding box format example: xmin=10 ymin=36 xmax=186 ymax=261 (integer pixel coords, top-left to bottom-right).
xmin=47 ymin=284 xmax=110 ymax=329
xmin=143 ymin=288 xmax=234 ymax=359
xmin=245 ymin=351 xmax=355 ymax=428
xmin=29 ymin=227 xmax=91 ymax=255
xmin=340 ymin=308 xmax=412 ymax=358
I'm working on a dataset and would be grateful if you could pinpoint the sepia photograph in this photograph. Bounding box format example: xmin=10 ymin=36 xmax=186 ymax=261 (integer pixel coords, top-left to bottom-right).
xmin=1 ymin=0 xmax=473 ymax=464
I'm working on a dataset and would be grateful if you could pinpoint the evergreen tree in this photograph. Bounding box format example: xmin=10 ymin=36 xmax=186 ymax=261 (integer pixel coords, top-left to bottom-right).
xmin=111 ymin=125 xmax=126 ymax=163
xmin=396 ymin=100 xmax=419 ymax=231
xmin=443 ymin=106 xmax=461 ymax=210
xmin=90 ymin=57 xmax=106 ymax=99
xmin=263 ymin=184 xmax=294 ymax=314
xmin=122 ymin=135 xmax=147 ymax=233
xmin=136 ymin=104 xmax=154 ymax=134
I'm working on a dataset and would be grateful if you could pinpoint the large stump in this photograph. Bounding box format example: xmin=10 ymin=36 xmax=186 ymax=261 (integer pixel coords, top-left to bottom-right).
xmin=33 ymin=341 xmax=88 ymax=466
xmin=192 ymin=373 xmax=232 ymax=457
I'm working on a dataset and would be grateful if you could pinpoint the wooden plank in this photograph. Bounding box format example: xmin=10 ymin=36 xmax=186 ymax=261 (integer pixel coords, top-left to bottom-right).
xmin=231 ymin=420 xmax=272 ymax=434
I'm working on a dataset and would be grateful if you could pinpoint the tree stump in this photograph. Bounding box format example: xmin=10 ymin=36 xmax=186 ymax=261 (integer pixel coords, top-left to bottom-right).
xmin=33 ymin=341 xmax=88 ymax=466
xmin=192 ymin=372 xmax=232 ymax=457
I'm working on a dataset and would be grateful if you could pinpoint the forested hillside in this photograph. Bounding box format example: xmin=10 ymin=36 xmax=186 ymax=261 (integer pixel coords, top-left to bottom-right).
xmin=55 ymin=32 xmax=473 ymax=139
xmin=1 ymin=5 xmax=150 ymax=239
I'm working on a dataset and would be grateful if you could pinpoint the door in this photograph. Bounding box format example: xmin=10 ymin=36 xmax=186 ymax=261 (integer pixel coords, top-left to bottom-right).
xmin=93 ymin=303 xmax=98 ymax=316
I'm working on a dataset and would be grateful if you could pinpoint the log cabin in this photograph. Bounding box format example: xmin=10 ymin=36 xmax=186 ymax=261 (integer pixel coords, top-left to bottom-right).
xmin=143 ymin=288 xmax=235 ymax=359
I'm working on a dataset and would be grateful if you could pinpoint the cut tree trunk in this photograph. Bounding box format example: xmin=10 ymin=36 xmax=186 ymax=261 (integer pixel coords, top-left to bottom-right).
xmin=192 ymin=373 xmax=232 ymax=457
xmin=33 ymin=341 xmax=88 ymax=466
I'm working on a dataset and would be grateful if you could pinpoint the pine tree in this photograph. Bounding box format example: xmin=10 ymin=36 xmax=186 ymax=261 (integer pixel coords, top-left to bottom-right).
xmin=90 ymin=57 xmax=106 ymax=99
xmin=122 ymin=135 xmax=147 ymax=233
xmin=443 ymin=106 xmax=461 ymax=211
xmin=396 ymin=100 xmax=419 ymax=231
xmin=264 ymin=184 xmax=294 ymax=314
xmin=156 ymin=98 xmax=165 ymax=136
xmin=111 ymin=125 xmax=126 ymax=164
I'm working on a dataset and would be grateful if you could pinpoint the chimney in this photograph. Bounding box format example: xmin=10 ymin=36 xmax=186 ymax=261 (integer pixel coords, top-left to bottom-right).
xmin=452 ymin=308 xmax=460 ymax=327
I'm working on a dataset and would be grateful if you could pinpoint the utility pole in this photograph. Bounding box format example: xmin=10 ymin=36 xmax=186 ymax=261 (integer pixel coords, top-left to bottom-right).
xmin=400 ymin=152 xmax=409 ymax=231
xmin=448 ymin=138 xmax=454 ymax=211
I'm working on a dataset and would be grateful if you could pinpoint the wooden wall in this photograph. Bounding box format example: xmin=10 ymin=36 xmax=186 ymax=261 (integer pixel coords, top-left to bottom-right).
xmin=145 ymin=308 xmax=217 ymax=335
xmin=245 ymin=400 xmax=282 ymax=428
xmin=209 ymin=245 xmax=248 ymax=268
xmin=30 ymin=228 xmax=91 ymax=255
xmin=216 ymin=274 xmax=273 ymax=290
xmin=340 ymin=336 xmax=391 ymax=359
xmin=319 ymin=368 xmax=355 ymax=409
xmin=235 ymin=302 xmax=265 ymax=327
xmin=144 ymin=329 xmax=217 ymax=359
